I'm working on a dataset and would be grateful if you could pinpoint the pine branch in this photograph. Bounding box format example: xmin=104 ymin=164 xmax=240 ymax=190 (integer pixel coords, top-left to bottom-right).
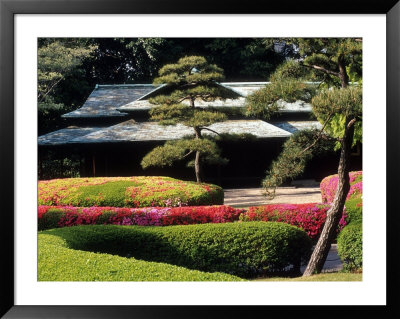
xmin=299 ymin=112 xmax=334 ymax=156
xmin=301 ymin=63 xmax=340 ymax=77
xmin=199 ymin=127 xmax=221 ymax=136
xmin=347 ymin=118 xmax=357 ymax=128
xmin=182 ymin=150 xmax=194 ymax=159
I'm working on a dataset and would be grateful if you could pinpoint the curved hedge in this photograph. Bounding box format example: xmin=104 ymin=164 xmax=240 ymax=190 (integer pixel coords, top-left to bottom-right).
xmin=38 ymin=176 xmax=223 ymax=207
xmin=42 ymin=222 xmax=312 ymax=278
xmin=38 ymin=233 xmax=242 ymax=281
xmin=337 ymin=222 xmax=362 ymax=271
xmin=38 ymin=205 xmax=244 ymax=231
xmin=320 ymin=171 xmax=362 ymax=203
xmin=240 ymin=203 xmax=347 ymax=240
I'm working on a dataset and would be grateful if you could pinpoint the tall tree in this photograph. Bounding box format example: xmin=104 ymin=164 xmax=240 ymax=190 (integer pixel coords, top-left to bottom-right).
xmin=141 ymin=56 xmax=236 ymax=182
xmin=245 ymin=38 xmax=362 ymax=275
xmin=38 ymin=39 xmax=96 ymax=134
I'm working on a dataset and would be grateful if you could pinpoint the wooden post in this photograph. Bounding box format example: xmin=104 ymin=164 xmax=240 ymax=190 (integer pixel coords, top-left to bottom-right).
xmin=92 ymin=155 xmax=96 ymax=177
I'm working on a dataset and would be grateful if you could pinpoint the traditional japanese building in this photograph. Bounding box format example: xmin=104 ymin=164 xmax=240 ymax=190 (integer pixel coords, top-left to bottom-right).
xmin=38 ymin=82 xmax=361 ymax=187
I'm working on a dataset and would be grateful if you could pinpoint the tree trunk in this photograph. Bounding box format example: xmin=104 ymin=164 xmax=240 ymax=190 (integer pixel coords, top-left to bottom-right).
xmin=194 ymin=126 xmax=203 ymax=183
xmin=338 ymin=55 xmax=349 ymax=88
xmin=303 ymin=116 xmax=355 ymax=276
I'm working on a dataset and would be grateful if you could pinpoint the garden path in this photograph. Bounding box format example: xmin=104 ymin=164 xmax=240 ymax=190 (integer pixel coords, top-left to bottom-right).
xmin=223 ymin=179 xmax=322 ymax=207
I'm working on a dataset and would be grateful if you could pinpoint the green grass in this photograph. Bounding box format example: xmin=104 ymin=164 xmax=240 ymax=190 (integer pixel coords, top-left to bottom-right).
xmin=253 ymin=272 xmax=362 ymax=281
xmin=38 ymin=232 xmax=243 ymax=281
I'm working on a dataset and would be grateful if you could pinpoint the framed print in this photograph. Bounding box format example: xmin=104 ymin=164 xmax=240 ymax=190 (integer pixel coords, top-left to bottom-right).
xmin=1 ymin=0 xmax=399 ymax=318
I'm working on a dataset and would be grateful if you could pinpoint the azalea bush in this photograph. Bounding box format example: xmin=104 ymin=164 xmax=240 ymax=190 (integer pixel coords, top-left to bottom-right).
xmin=38 ymin=205 xmax=244 ymax=231
xmin=40 ymin=222 xmax=312 ymax=278
xmin=320 ymin=171 xmax=362 ymax=203
xmin=321 ymin=171 xmax=363 ymax=271
xmin=38 ymin=176 xmax=223 ymax=207
xmin=240 ymin=203 xmax=347 ymax=240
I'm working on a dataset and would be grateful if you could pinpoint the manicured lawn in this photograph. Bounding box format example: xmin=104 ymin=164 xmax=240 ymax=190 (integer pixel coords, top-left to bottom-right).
xmin=253 ymin=272 xmax=362 ymax=281
xmin=38 ymin=232 xmax=243 ymax=281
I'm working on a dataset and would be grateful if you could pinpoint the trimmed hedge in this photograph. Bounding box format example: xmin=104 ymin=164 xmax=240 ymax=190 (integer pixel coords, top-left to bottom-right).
xmin=38 ymin=205 xmax=244 ymax=231
xmin=320 ymin=171 xmax=362 ymax=203
xmin=41 ymin=222 xmax=312 ymax=278
xmin=240 ymin=203 xmax=347 ymax=240
xmin=38 ymin=176 xmax=223 ymax=207
xmin=337 ymin=222 xmax=362 ymax=271
xmin=38 ymin=233 xmax=242 ymax=281
xmin=344 ymin=196 xmax=362 ymax=224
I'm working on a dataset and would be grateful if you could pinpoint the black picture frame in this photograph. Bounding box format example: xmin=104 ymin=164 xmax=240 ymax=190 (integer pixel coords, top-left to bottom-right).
xmin=1 ymin=0 xmax=399 ymax=318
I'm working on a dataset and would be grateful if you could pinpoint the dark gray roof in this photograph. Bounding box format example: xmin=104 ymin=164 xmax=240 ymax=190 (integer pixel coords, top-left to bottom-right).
xmin=273 ymin=121 xmax=322 ymax=133
xmin=62 ymin=84 xmax=158 ymax=118
xmin=38 ymin=119 xmax=323 ymax=145
xmin=117 ymin=82 xmax=313 ymax=113
xmin=38 ymin=126 xmax=106 ymax=145
xmin=67 ymin=119 xmax=292 ymax=143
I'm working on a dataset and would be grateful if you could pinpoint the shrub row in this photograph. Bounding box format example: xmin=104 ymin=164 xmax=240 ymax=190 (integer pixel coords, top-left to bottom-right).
xmin=337 ymin=221 xmax=362 ymax=271
xmin=38 ymin=202 xmax=349 ymax=240
xmin=240 ymin=203 xmax=347 ymax=240
xmin=40 ymin=222 xmax=312 ymax=278
xmin=38 ymin=176 xmax=224 ymax=208
xmin=320 ymin=171 xmax=362 ymax=203
xmin=38 ymin=205 xmax=244 ymax=231
xmin=38 ymin=232 xmax=243 ymax=281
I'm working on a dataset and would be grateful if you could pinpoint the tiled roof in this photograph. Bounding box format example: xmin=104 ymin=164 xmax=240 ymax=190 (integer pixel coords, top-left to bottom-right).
xmin=62 ymin=82 xmax=314 ymax=118
xmin=40 ymin=119 xmax=326 ymax=145
xmin=38 ymin=126 xmax=106 ymax=145
xmin=38 ymin=119 xmax=322 ymax=145
xmin=68 ymin=119 xmax=292 ymax=143
xmin=273 ymin=121 xmax=322 ymax=133
xmin=62 ymin=84 xmax=158 ymax=118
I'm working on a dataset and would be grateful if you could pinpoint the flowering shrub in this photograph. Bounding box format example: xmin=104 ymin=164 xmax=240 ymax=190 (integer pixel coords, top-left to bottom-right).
xmin=320 ymin=171 xmax=362 ymax=203
xmin=38 ymin=176 xmax=223 ymax=207
xmin=240 ymin=203 xmax=347 ymax=240
xmin=38 ymin=205 xmax=244 ymax=230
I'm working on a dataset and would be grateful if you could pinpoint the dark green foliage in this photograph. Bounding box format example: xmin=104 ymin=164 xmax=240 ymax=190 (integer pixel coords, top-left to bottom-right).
xmin=262 ymin=129 xmax=335 ymax=198
xmin=38 ymin=151 xmax=81 ymax=180
xmin=42 ymin=222 xmax=312 ymax=278
xmin=269 ymin=59 xmax=311 ymax=82
xmin=38 ymin=209 xmax=64 ymax=231
xmin=337 ymin=222 xmax=362 ymax=271
xmin=312 ymin=86 xmax=362 ymax=149
xmin=245 ymin=79 xmax=316 ymax=119
xmin=141 ymin=138 xmax=228 ymax=169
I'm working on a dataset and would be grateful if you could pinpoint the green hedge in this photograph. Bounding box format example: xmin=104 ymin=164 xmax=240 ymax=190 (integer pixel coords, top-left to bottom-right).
xmin=40 ymin=222 xmax=312 ymax=278
xmin=38 ymin=176 xmax=224 ymax=207
xmin=38 ymin=233 xmax=242 ymax=281
xmin=344 ymin=196 xmax=362 ymax=224
xmin=337 ymin=222 xmax=362 ymax=272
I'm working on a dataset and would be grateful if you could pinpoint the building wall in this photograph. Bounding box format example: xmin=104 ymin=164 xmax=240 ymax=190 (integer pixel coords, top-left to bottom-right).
xmin=39 ymin=140 xmax=362 ymax=188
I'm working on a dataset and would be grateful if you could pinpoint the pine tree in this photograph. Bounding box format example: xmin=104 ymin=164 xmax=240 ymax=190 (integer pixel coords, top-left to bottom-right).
xmin=246 ymin=38 xmax=362 ymax=276
xmin=141 ymin=56 xmax=235 ymax=182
